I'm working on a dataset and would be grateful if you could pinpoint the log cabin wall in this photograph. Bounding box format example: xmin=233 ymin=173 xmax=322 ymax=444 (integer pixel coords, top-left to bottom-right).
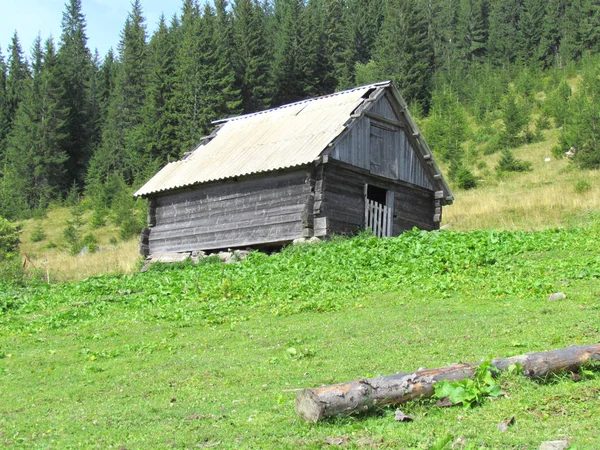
xmin=314 ymin=159 xmax=437 ymax=238
xmin=147 ymin=168 xmax=313 ymax=253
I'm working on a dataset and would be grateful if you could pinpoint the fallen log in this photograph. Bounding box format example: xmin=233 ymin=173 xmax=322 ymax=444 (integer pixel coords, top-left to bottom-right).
xmin=295 ymin=343 xmax=600 ymax=422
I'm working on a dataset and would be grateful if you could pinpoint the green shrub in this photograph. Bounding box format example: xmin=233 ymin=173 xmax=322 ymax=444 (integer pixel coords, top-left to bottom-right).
xmin=30 ymin=224 xmax=47 ymax=243
xmin=63 ymin=222 xmax=80 ymax=246
xmin=449 ymin=160 xmax=478 ymax=190
xmin=90 ymin=207 xmax=107 ymax=228
xmin=64 ymin=182 xmax=81 ymax=207
xmin=119 ymin=214 xmax=145 ymax=241
xmin=500 ymin=93 xmax=530 ymax=148
xmin=455 ymin=166 xmax=478 ymax=190
xmin=63 ymin=205 xmax=86 ymax=254
xmin=0 ymin=217 xmax=23 ymax=284
xmin=536 ymin=114 xmax=551 ymax=131
xmin=495 ymin=149 xmax=533 ymax=173
xmin=82 ymin=233 xmax=99 ymax=253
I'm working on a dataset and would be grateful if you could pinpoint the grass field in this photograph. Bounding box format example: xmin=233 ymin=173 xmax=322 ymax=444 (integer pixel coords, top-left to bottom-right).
xmin=4 ymin=97 xmax=600 ymax=448
xmin=2 ymin=223 xmax=600 ymax=448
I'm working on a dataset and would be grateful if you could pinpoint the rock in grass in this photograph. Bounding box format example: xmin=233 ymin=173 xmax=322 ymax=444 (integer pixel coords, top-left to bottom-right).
xmin=539 ymin=441 xmax=569 ymax=450
xmin=394 ymin=410 xmax=414 ymax=422
xmin=548 ymin=292 xmax=567 ymax=302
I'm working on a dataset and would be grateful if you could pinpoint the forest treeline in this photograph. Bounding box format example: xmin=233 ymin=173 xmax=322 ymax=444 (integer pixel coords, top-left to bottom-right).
xmin=1 ymin=0 xmax=600 ymax=220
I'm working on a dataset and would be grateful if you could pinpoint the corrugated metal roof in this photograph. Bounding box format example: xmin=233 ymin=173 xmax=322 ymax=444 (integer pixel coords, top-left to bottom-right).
xmin=135 ymin=82 xmax=389 ymax=197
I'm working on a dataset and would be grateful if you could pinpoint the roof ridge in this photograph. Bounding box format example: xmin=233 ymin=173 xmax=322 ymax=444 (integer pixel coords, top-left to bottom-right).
xmin=212 ymin=81 xmax=391 ymax=125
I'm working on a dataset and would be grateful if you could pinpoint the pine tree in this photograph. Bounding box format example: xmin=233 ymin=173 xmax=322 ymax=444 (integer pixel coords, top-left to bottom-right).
xmin=517 ymin=0 xmax=546 ymax=63
xmin=487 ymin=0 xmax=521 ymax=64
xmin=272 ymin=0 xmax=308 ymax=105
xmin=373 ymin=0 xmax=434 ymax=107
xmin=322 ymin=0 xmax=354 ymax=90
xmin=88 ymin=0 xmax=148 ymax=186
xmin=538 ymin=0 xmax=564 ymax=68
xmin=0 ymin=48 xmax=9 ymax=162
xmin=210 ymin=0 xmax=242 ymax=118
xmin=347 ymin=0 xmax=384 ymax=65
xmin=139 ymin=15 xmax=179 ymax=169
xmin=6 ymin=32 xmax=29 ymax=129
xmin=3 ymin=37 xmax=68 ymax=216
xmin=457 ymin=0 xmax=490 ymax=63
xmin=57 ymin=0 xmax=94 ymax=190
xmin=173 ymin=0 xmax=205 ymax=151
xmin=233 ymin=0 xmax=272 ymax=112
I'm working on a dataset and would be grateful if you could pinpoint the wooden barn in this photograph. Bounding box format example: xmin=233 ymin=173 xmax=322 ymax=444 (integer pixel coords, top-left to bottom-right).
xmin=134 ymin=81 xmax=454 ymax=255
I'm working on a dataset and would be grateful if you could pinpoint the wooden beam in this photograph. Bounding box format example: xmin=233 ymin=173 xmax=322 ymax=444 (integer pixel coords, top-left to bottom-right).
xmin=363 ymin=111 xmax=403 ymax=129
xmin=295 ymin=343 xmax=600 ymax=422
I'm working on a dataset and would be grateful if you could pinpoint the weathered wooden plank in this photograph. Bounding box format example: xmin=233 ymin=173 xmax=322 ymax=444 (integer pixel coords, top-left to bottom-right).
xmin=149 ymin=211 xmax=304 ymax=241
xmin=155 ymin=170 xmax=308 ymax=207
xmin=155 ymin=185 xmax=310 ymax=221
xmin=155 ymin=202 xmax=306 ymax=232
xmin=150 ymin=221 xmax=304 ymax=253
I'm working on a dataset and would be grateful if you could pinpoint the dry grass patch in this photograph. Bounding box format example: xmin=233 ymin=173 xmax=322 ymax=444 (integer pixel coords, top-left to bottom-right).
xmin=18 ymin=207 xmax=140 ymax=282
xmin=444 ymin=129 xmax=600 ymax=230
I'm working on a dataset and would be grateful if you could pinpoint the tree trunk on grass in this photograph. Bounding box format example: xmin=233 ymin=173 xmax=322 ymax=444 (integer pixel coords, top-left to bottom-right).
xmin=295 ymin=343 xmax=600 ymax=422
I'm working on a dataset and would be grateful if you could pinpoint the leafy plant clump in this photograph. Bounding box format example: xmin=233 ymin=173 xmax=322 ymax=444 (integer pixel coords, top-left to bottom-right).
xmin=433 ymin=359 xmax=503 ymax=408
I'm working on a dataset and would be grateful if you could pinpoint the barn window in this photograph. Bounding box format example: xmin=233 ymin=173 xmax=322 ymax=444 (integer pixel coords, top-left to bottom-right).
xmin=364 ymin=184 xmax=394 ymax=238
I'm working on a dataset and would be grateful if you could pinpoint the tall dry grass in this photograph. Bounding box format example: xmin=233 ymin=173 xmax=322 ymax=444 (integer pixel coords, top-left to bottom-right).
xmin=444 ymin=129 xmax=600 ymax=230
xmin=19 ymin=207 xmax=141 ymax=282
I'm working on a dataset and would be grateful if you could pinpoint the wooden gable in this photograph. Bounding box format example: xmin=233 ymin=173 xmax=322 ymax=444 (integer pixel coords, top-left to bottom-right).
xmin=327 ymin=90 xmax=435 ymax=191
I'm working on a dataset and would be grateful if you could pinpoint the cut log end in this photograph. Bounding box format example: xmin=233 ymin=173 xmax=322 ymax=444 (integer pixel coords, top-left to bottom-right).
xmin=295 ymin=389 xmax=323 ymax=423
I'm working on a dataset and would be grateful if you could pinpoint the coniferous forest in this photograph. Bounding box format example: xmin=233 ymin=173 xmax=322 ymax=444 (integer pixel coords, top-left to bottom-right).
xmin=1 ymin=0 xmax=600 ymax=223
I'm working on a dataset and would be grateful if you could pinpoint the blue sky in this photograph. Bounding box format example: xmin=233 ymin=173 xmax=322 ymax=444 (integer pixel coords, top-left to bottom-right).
xmin=1 ymin=0 xmax=183 ymax=61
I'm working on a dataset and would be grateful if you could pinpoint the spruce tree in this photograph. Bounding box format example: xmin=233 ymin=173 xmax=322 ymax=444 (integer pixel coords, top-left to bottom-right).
xmin=88 ymin=0 xmax=148 ymax=186
xmin=272 ymin=0 xmax=308 ymax=105
xmin=517 ymin=0 xmax=546 ymax=63
xmin=322 ymin=0 xmax=354 ymax=90
xmin=57 ymin=0 xmax=94 ymax=190
xmin=582 ymin=0 xmax=600 ymax=53
xmin=173 ymin=0 xmax=206 ymax=152
xmin=538 ymin=0 xmax=564 ymax=68
xmin=97 ymin=49 xmax=117 ymax=129
xmin=299 ymin=0 xmax=324 ymax=96
xmin=457 ymin=0 xmax=490 ymax=63
xmin=560 ymin=0 xmax=586 ymax=62
xmin=233 ymin=0 xmax=272 ymax=112
xmin=373 ymin=0 xmax=434 ymax=107
xmin=347 ymin=0 xmax=384 ymax=65
xmin=0 ymin=48 xmax=9 ymax=162
xmin=6 ymin=33 xmax=29 ymax=129
xmin=487 ymin=0 xmax=521 ymax=64
xmin=139 ymin=15 xmax=179 ymax=168
xmin=210 ymin=0 xmax=242 ymax=118
xmin=3 ymin=37 xmax=68 ymax=216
